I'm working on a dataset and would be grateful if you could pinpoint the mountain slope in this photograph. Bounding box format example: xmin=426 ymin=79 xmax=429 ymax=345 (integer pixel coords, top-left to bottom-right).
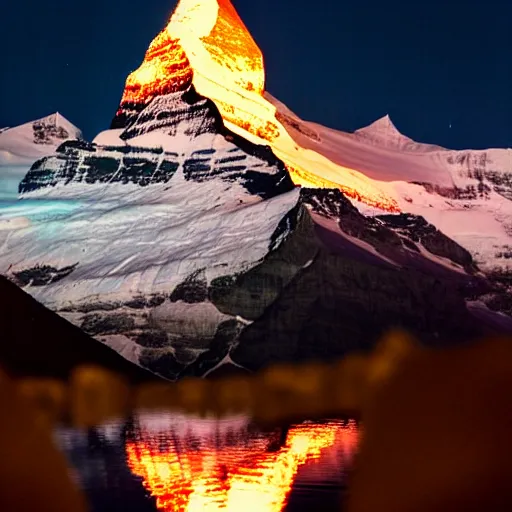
xmin=4 ymin=81 xmax=509 ymax=379
xmin=262 ymin=92 xmax=512 ymax=272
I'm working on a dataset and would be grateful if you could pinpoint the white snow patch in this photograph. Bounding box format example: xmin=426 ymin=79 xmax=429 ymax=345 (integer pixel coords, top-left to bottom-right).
xmin=99 ymin=335 xmax=141 ymax=365
xmin=416 ymin=243 xmax=466 ymax=275
xmin=92 ymin=129 xmax=126 ymax=146
xmin=0 ymin=216 xmax=31 ymax=231
xmin=235 ymin=315 xmax=253 ymax=326
xmin=0 ymin=166 xmax=300 ymax=310
xmin=311 ymin=211 xmax=400 ymax=268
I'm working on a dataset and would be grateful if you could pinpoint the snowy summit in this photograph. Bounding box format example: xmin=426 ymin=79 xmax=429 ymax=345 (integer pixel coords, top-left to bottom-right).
xmin=0 ymin=113 xmax=81 ymax=166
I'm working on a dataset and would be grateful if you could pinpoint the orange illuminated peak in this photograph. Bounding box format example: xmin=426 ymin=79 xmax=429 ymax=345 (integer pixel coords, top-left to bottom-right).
xmin=168 ymin=0 xmax=265 ymax=95
xmin=199 ymin=0 xmax=265 ymax=94
xmin=119 ymin=0 xmax=264 ymax=106
xmin=120 ymin=31 xmax=193 ymax=107
xmin=115 ymin=0 xmax=276 ymax=138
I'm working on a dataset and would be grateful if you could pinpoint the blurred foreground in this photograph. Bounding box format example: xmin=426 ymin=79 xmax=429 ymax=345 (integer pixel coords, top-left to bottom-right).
xmin=1 ymin=332 xmax=512 ymax=511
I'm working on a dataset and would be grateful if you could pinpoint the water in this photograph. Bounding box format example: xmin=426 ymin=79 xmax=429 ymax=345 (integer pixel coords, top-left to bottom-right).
xmin=54 ymin=413 xmax=359 ymax=512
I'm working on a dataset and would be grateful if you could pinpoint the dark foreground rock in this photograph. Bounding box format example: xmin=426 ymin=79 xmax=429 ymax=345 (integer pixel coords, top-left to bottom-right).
xmin=0 ymin=276 xmax=155 ymax=382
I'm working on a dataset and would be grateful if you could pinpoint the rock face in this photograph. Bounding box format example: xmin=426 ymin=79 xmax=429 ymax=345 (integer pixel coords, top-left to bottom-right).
xmin=20 ymin=139 xmax=179 ymax=192
xmin=111 ymin=31 xmax=193 ymax=129
xmin=228 ymin=190 xmax=489 ymax=371
xmin=31 ymin=114 xmax=75 ymax=145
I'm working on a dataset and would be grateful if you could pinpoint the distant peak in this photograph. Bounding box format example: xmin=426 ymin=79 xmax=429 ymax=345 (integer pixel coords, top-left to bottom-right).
xmin=31 ymin=113 xmax=82 ymax=138
xmin=0 ymin=112 xmax=82 ymax=164
xmin=354 ymin=115 xmax=447 ymax=153
xmin=37 ymin=112 xmax=61 ymax=126
xmin=360 ymin=114 xmax=402 ymax=136
xmin=0 ymin=112 xmax=82 ymax=151
xmin=353 ymin=114 xmax=418 ymax=150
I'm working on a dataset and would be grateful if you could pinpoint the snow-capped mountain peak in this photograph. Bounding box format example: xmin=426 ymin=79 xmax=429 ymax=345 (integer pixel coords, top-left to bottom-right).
xmin=0 ymin=112 xmax=81 ymax=166
xmin=355 ymin=114 xmax=404 ymax=141
xmin=35 ymin=112 xmax=81 ymax=140
xmin=353 ymin=114 xmax=444 ymax=152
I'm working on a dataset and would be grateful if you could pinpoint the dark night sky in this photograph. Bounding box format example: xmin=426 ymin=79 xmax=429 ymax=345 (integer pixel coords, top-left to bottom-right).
xmin=1 ymin=0 xmax=511 ymax=149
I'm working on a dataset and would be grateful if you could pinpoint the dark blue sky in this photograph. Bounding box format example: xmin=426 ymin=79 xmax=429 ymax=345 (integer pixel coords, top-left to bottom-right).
xmin=1 ymin=0 xmax=511 ymax=149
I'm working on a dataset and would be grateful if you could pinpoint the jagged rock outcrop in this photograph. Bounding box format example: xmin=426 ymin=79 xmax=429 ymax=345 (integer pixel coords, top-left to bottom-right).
xmin=20 ymin=140 xmax=178 ymax=192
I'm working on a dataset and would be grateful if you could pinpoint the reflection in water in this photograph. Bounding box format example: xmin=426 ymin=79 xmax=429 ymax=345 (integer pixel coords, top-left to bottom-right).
xmin=126 ymin=414 xmax=359 ymax=512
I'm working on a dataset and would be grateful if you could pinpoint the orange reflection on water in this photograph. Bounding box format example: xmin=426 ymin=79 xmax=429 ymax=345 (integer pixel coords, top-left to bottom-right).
xmin=126 ymin=416 xmax=358 ymax=512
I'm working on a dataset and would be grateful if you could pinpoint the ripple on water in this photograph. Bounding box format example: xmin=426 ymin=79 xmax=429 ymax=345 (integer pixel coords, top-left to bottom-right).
xmin=54 ymin=413 xmax=359 ymax=512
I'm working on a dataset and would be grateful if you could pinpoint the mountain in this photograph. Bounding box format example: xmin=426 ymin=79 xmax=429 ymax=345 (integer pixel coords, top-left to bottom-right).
xmin=1 ymin=84 xmax=304 ymax=378
xmin=0 ymin=113 xmax=81 ymax=166
xmin=0 ymin=113 xmax=82 ymax=202
xmin=107 ymin=0 xmax=512 ymax=273
xmin=1 ymin=0 xmax=511 ymax=380
xmin=353 ymin=115 xmax=446 ymax=152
